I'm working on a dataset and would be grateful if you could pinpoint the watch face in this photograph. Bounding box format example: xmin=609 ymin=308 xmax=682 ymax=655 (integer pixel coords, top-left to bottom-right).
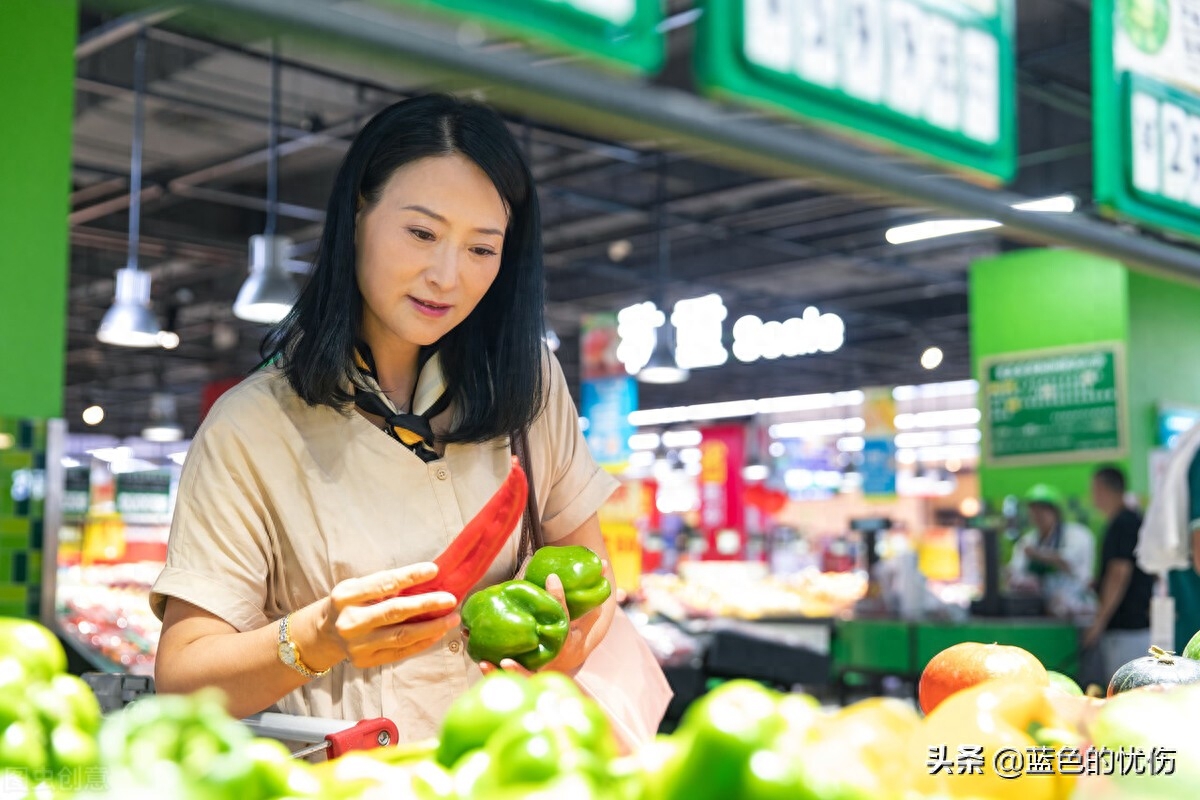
xmin=278 ymin=641 xmax=297 ymax=667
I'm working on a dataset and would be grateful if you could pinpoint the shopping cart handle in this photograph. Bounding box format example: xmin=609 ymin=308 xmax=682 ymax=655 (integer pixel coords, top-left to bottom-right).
xmin=325 ymin=717 xmax=399 ymax=758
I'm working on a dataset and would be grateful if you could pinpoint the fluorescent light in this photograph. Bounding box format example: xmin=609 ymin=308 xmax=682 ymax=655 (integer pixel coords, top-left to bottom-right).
xmin=837 ymin=436 xmax=865 ymax=452
xmin=886 ymin=219 xmax=1001 ymax=244
xmin=61 ymin=457 xmax=81 ymax=468
xmin=157 ymin=330 xmax=180 ymax=350
xmin=1013 ymin=194 xmax=1076 ymax=213
xmin=886 ymin=195 xmax=1076 ymax=245
xmin=894 ymin=408 xmax=982 ymax=430
xmin=629 ymin=390 xmax=865 ymax=427
xmin=662 ymin=429 xmax=702 ymax=448
xmin=921 ymin=346 xmax=945 ymax=370
xmin=770 ymin=417 xmax=865 ymax=439
xmin=87 ymin=446 xmax=133 ymax=463
xmin=168 ymin=450 xmax=188 ymax=465
xmin=892 ymin=380 xmax=979 ymax=401
xmin=82 ymin=405 xmax=105 ymax=426
xmin=629 ymin=433 xmax=660 ymax=451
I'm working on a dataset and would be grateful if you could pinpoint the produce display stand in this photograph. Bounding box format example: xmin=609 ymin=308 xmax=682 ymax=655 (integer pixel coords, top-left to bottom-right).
xmin=832 ymin=617 xmax=1080 ymax=702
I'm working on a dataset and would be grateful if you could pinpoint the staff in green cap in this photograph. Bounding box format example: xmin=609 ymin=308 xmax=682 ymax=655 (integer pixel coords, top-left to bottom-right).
xmin=1008 ymin=483 xmax=1096 ymax=620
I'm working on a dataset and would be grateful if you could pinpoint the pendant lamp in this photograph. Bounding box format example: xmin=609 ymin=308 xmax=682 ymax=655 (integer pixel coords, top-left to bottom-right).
xmin=234 ymin=40 xmax=298 ymax=324
xmin=638 ymin=152 xmax=688 ymax=385
xmin=97 ymin=28 xmax=163 ymax=348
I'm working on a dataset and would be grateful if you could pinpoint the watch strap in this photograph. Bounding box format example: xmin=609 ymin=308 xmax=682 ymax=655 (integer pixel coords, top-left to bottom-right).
xmin=278 ymin=613 xmax=332 ymax=679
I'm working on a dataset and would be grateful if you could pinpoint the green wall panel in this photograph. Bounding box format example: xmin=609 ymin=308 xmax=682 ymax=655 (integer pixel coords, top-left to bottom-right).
xmin=972 ymin=250 xmax=1131 ymax=527
xmin=1126 ymin=271 xmax=1200 ymax=496
xmin=0 ymin=0 xmax=78 ymax=419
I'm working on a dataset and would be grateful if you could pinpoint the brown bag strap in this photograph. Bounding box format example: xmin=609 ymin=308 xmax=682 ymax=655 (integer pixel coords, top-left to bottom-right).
xmin=513 ymin=429 xmax=543 ymax=569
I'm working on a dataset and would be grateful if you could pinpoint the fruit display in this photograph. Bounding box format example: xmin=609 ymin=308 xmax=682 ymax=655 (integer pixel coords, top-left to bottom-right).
xmin=640 ymin=568 xmax=867 ymax=620
xmin=56 ymin=562 xmax=163 ymax=674
xmin=12 ymin=609 xmax=1200 ymax=799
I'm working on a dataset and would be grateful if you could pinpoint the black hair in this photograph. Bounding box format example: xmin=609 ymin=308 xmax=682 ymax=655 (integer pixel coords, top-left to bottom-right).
xmin=1093 ymin=464 xmax=1127 ymax=495
xmin=263 ymin=94 xmax=547 ymax=443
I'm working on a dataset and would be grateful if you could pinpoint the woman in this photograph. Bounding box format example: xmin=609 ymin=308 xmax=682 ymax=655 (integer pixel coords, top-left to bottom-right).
xmin=150 ymin=94 xmax=620 ymax=741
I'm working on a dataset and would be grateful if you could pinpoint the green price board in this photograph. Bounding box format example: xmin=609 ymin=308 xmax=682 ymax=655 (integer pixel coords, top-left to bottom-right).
xmin=981 ymin=344 xmax=1127 ymax=466
xmin=1094 ymin=0 xmax=1200 ymax=239
xmin=386 ymin=0 xmax=664 ymax=73
xmin=694 ymin=0 xmax=1017 ymax=182
xmin=115 ymin=470 xmax=173 ymax=520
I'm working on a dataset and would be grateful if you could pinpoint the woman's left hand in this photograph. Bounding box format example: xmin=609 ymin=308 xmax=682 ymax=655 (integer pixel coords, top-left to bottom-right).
xmin=481 ymin=562 xmax=615 ymax=677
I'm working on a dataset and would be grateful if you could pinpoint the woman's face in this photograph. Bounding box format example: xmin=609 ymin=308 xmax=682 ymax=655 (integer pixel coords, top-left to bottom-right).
xmin=356 ymin=153 xmax=508 ymax=357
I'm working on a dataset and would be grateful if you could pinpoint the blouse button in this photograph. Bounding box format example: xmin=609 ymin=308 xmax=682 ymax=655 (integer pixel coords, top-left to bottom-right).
xmin=448 ymin=640 xmax=461 ymax=654
xmin=435 ymin=467 xmax=449 ymax=481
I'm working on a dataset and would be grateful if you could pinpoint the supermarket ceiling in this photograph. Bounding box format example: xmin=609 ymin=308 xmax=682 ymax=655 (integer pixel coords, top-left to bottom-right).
xmin=69 ymin=0 xmax=1105 ymax=438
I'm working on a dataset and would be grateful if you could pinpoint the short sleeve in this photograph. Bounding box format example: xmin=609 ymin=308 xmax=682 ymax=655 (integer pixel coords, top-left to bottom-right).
xmin=535 ymin=355 xmax=620 ymax=543
xmin=149 ymin=406 xmax=274 ymax=632
xmin=1111 ymin=514 xmax=1140 ymax=562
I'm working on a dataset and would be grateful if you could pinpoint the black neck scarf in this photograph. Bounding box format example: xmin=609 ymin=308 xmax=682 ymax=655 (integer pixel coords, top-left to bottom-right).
xmin=353 ymin=342 xmax=451 ymax=463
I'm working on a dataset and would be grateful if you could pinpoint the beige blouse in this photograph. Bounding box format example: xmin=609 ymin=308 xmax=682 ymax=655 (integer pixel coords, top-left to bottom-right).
xmin=149 ymin=353 xmax=618 ymax=742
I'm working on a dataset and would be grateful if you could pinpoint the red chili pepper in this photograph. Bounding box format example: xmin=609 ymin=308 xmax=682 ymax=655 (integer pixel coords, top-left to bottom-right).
xmin=397 ymin=456 xmax=528 ymax=621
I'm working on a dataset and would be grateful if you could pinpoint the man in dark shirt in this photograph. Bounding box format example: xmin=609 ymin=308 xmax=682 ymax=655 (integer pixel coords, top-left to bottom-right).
xmin=1084 ymin=465 xmax=1154 ymax=679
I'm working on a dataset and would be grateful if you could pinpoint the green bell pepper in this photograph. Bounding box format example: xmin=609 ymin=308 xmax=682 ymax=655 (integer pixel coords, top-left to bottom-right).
xmin=437 ymin=671 xmax=537 ymax=767
xmin=462 ymin=581 xmax=570 ymax=670
xmin=467 ymin=687 xmax=618 ymax=795
xmin=524 ymin=545 xmax=612 ymax=620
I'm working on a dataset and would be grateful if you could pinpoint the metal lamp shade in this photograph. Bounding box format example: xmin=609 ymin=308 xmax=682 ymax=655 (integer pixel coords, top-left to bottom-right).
xmin=97 ymin=267 xmax=162 ymax=347
xmin=233 ymin=235 xmax=298 ymax=324
xmin=638 ymin=335 xmax=689 ymax=384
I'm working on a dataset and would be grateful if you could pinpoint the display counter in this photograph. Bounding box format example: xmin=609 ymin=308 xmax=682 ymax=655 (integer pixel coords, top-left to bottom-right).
xmin=832 ymin=616 xmax=1080 ymax=699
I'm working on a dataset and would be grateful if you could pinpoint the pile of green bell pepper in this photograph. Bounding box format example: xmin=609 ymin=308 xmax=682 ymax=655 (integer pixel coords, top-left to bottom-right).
xmin=0 ymin=617 xmax=103 ymax=799
xmin=94 ymin=690 xmax=321 ymax=800
xmin=432 ymin=672 xmax=622 ymax=798
xmin=461 ymin=545 xmax=612 ymax=670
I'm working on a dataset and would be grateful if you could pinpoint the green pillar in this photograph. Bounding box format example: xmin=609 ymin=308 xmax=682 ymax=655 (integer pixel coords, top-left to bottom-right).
xmin=971 ymin=249 xmax=1131 ymax=519
xmin=0 ymin=0 xmax=77 ymax=619
xmin=0 ymin=0 xmax=76 ymax=417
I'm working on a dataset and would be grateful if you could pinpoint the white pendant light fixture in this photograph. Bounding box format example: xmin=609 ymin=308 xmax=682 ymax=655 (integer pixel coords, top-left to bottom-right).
xmin=234 ymin=40 xmax=298 ymax=324
xmin=142 ymin=391 xmax=184 ymax=442
xmin=97 ymin=28 xmax=163 ymax=348
xmin=638 ymin=152 xmax=688 ymax=385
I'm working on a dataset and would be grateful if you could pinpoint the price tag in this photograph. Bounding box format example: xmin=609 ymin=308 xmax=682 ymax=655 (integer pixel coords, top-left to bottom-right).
xmin=924 ymin=13 xmax=961 ymax=132
xmin=1131 ymin=91 xmax=1162 ymax=195
xmin=841 ymin=0 xmax=885 ymax=103
xmin=1187 ymin=114 xmax=1200 ymax=207
xmin=569 ymin=0 xmax=636 ymax=26
xmin=1162 ymin=102 xmax=1190 ymax=202
xmin=885 ymin=1 xmax=928 ymax=118
xmin=797 ymin=0 xmax=839 ymax=88
xmin=962 ymin=27 xmax=1000 ymax=143
xmin=744 ymin=0 xmax=794 ymax=72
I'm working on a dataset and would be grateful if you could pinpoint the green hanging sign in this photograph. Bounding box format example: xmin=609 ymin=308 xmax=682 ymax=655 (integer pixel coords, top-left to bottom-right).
xmin=386 ymin=0 xmax=665 ymax=73
xmin=1094 ymin=0 xmax=1200 ymax=240
xmin=694 ymin=0 xmax=1017 ymax=182
xmin=981 ymin=343 xmax=1127 ymax=466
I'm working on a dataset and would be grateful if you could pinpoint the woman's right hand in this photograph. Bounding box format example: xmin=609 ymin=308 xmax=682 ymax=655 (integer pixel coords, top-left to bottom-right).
xmin=317 ymin=562 xmax=461 ymax=670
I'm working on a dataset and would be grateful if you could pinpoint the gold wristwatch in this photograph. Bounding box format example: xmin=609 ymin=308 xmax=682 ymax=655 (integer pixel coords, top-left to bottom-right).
xmin=277 ymin=613 xmax=332 ymax=679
